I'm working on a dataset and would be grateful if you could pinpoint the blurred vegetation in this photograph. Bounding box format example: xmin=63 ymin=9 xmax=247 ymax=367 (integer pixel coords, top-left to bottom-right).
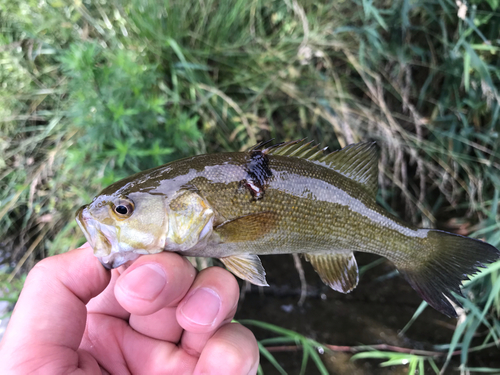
xmin=1 ymin=0 xmax=499 ymax=372
xmin=241 ymin=319 xmax=330 ymax=375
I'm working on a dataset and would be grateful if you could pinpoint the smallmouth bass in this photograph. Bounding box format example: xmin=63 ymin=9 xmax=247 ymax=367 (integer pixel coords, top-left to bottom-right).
xmin=76 ymin=140 xmax=500 ymax=317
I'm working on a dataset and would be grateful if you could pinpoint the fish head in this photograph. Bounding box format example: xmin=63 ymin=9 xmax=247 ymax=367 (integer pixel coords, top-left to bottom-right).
xmin=76 ymin=189 xmax=216 ymax=269
xmin=76 ymin=193 xmax=168 ymax=269
xmin=165 ymin=190 xmax=215 ymax=252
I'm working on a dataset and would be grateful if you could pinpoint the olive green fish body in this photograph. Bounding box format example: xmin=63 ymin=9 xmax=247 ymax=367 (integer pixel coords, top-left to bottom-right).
xmin=184 ymin=155 xmax=414 ymax=259
xmin=76 ymin=140 xmax=500 ymax=317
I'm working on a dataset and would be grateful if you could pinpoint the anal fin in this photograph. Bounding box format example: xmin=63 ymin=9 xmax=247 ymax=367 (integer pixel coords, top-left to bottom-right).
xmin=220 ymin=254 xmax=268 ymax=286
xmin=304 ymin=252 xmax=359 ymax=293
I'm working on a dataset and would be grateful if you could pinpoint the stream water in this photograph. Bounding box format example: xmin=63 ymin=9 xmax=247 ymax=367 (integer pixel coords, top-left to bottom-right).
xmin=235 ymin=253 xmax=500 ymax=374
xmin=1 ymin=251 xmax=498 ymax=373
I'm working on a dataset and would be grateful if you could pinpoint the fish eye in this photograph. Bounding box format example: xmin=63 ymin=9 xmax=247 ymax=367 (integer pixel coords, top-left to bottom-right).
xmin=112 ymin=199 xmax=134 ymax=218
xmin=115 ymin=205 xmax=128 ymax=215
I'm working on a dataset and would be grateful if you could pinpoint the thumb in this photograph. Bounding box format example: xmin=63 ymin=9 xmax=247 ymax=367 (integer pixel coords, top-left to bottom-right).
xmin=0 ymin=244 xmax=110 ymax=367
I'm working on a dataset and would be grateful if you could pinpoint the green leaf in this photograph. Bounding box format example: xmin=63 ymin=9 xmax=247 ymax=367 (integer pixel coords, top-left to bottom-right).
xmin=257 ymin=342 xmax=287 ymax=375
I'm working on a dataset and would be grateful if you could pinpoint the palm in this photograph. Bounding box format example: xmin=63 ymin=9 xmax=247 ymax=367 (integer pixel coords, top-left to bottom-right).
xmin=82 ymin=264 xmax=238 ymax=374
xmin=0 ymin=245 xmax=258 ymax=375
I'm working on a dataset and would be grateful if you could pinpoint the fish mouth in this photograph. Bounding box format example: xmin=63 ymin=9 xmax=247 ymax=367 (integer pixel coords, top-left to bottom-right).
xmin=76 ymin=205 xmax=112 ymax=258
xmin=97 ymin=252 xmax=141 ymax=269
xmin=76 ymin=205 xmax=95 ymax=249
xmin=76 ymin=205 xmax=140 ymax=269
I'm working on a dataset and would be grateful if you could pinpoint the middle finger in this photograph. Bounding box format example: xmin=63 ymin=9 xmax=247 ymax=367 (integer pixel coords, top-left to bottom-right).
xmin=177 ymin=266 xmax=240 ymax=356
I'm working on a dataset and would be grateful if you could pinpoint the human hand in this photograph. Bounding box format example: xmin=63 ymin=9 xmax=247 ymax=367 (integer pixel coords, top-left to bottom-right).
xmin=0 ymin=243 xmax=259 ymax=374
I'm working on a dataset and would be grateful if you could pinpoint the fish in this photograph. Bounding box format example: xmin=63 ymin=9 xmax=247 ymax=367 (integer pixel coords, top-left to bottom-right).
xmin=76 ymin=140 xmax=500 ymax=317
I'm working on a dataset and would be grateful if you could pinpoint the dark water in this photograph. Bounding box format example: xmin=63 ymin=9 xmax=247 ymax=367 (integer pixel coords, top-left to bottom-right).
xmin=235 ymin=253 xmax=500 ymax=374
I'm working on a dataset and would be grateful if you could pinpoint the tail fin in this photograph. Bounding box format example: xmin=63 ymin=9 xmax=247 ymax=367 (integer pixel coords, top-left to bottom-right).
xmin=396 ymin=230 xmax=499 ymax=317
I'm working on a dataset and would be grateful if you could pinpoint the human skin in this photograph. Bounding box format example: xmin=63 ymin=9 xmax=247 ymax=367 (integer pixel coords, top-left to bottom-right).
xmin=0 ymin=243 xmax=259 ymax=374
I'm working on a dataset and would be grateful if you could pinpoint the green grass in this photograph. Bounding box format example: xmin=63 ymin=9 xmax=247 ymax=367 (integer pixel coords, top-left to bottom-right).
xmin=351 ymin=351 xmax=440 ymax=375
xmin=1 ymin=0 xmax=500 ymax=372
xmin=240 ymin=319 xmax=330 ymax=375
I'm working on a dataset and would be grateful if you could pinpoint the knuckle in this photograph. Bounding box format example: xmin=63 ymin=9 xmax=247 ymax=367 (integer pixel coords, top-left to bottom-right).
xmin=211 ymin=324 xmax=259 ymax=373
xmin=28 ymin=257 xmax=56 ymax=281
xmin=200 ymin=266 xmax=240 ymax=293
xmin=213 ymin=342 xmax=247 ymax=371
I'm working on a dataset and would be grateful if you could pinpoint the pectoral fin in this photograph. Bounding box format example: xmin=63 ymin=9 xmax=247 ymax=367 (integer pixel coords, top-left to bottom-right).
xmin=215 ymin=212 xmax=277 ymax=242
xmin=220 ymin=254 xmax=268 ymax=286
xmin=304 ymin=252 xmax=359 ymax=293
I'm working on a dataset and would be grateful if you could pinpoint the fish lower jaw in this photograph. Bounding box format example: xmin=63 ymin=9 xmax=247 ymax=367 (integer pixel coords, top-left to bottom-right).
xmin=96 ymin=243 xmax=167 ymax=269
xmin=97 ymin=251 xmax=142 ymax=269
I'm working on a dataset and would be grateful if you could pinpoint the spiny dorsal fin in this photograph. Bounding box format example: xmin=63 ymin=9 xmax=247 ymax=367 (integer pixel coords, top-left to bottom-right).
xmin=220 ymin=254 xmax=268 ymax=286
xmin=304 ymin=252 xmax=359 ymax=293
xmin=247 ymin=139 xmax=276 ymax=152
xmin=260 ymin=139 xmax=327 ymax=161
xmin=252 ymin=140 xmax=379 ymax=197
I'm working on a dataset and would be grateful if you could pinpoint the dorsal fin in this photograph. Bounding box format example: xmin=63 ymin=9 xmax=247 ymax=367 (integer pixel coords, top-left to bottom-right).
xmin=260 ymin=139 xmax=327 ymax=161
xmin=252 ymin=140 xmax=379 ymax=197
xmin=247 ymin=139 xmax=275 ymax=152
xmin=318 ymin=142 xmax=379 ymax=197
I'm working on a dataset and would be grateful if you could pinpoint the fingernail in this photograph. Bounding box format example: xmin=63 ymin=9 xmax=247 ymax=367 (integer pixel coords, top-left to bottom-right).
xmin=180 ymin=288 xmax=221 ymax=326
xmin=120 ymin=264 xmax=166 ymax=301
xmin=77 ymin=242 xmax=92 ymax=250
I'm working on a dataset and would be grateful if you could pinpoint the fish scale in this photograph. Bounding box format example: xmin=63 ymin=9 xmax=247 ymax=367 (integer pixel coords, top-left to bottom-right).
xmin=196 ymin=155 xmax=416 ymax=260
xmin=76 ymin=140 xmax=500 ymax=317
